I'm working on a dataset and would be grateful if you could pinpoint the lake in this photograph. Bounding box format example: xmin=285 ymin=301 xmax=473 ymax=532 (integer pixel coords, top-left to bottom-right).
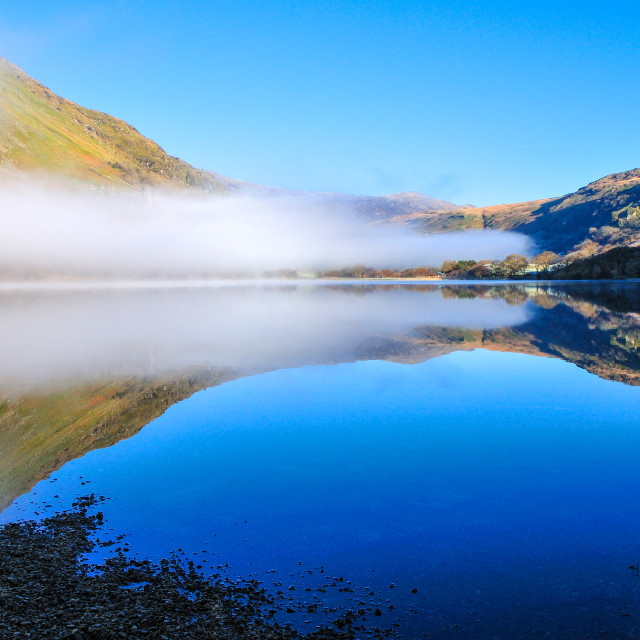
xmin=2 ymin=281 xmax=640 ymax=638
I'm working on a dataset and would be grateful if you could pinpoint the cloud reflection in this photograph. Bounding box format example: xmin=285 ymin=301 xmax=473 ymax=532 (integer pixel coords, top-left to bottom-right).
xmin=0 ymin=283 xmax=533 ymax=392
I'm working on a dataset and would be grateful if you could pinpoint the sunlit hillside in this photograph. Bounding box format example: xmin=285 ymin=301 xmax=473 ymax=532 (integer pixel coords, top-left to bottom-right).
xmin=0 ymin=56 xmax=226 ymax=192
xmin=398 ymin=169 xmax=640 ymax=255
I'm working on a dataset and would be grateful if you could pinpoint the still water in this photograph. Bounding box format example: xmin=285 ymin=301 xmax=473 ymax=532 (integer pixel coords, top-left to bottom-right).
xmin=2 ymin=281 xmax=640 ymax=638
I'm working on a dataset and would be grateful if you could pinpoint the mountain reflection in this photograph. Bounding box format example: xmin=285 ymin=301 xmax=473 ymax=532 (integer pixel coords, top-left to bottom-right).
xmin=1 ymin=281 xmax=640 ymax=510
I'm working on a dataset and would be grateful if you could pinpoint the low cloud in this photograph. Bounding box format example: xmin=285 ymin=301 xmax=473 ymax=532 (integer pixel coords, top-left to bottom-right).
xmin=0 ymin=173 xmax=532 ymax=278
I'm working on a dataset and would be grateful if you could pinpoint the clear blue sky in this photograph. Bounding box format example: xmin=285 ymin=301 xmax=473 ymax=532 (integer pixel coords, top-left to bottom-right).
xmin=1 ymin=0 xmax=638 ymax=205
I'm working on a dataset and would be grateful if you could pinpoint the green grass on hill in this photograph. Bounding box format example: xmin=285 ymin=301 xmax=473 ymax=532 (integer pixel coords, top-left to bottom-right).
xmin=0 ymin=56 xmax=226 ymax=192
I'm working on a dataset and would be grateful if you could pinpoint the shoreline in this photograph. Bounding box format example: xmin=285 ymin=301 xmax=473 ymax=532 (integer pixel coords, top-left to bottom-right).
xmin=0 ymin=496 xmax=393 ymax=640
xmin=0 ymin=277 xmax=639 ymax=293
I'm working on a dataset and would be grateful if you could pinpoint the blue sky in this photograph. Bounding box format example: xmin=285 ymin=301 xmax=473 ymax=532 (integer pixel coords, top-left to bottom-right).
xmin=1 ymin=0 xmax=638 ymax=205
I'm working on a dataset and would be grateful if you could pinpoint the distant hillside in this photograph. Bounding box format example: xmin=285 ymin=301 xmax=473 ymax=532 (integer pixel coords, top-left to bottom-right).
xmin=395 ymin=169 xmax=640 ymax=255
xmin=0 ymin=56 xmax=226 ymax=191
xmin=214 ymin=173 xmax=458 ymax=219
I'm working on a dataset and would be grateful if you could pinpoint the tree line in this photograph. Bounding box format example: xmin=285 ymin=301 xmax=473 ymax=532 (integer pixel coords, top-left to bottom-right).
xmin=320 ymin=252 xmax=564 ymax=280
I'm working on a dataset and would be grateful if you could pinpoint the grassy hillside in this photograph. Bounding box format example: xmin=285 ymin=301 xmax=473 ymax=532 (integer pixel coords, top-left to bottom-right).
xmin=400 ymin=169 xmax=640 ymax=255
xmin=0 ymin=56 xmax=226 ymax=192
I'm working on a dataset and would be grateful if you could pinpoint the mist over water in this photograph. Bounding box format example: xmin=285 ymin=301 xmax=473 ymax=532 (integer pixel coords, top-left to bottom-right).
xmin=0 ymin=283 xmax=533 ymax=391
xmin=0 ymin=174 xmax=532 ymax=278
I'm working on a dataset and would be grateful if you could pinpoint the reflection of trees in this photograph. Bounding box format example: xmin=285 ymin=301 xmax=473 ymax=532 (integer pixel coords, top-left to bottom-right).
xmin=613 ymin=328 xmax=640 ymax=351
xmin=528 ymin=293 xmax=559 ymax=309
xmin=440 ymin=285 xmax=529 ymax=304
xmin=436 ymin=284 xmax=533 ymax=306
xmin=495 ymin=286 xmax=528 ymax=306
xmin=440 ymin=286 xmax=477 ymax=300
xmin=442 ymin=282 xmax=640 ymax=317
xmin=526 ymin=282 xmax=640 ymax=313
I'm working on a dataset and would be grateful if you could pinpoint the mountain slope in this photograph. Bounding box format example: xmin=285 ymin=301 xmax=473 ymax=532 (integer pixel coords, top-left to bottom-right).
xmin=550 ymin=245 xmax=640 ymax=279
xmin=0 ymin=56 xmax=226 ymax=191
xmin=398 ymin=169 xmax=640 ymax=254
xmin=0 ymin=55 xmax=457 ymax=217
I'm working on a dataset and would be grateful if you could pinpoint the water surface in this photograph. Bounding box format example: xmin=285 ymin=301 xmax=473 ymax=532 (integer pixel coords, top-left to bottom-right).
xmin=2 ymin=281 xmax=640 ymax=638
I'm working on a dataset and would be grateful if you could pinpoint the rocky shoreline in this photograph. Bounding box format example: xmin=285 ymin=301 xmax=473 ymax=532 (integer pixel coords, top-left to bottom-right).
xmin=0 ymin=496 xmax=392 ymax=640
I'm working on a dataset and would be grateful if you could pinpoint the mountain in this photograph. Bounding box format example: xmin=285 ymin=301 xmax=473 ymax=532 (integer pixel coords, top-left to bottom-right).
xmin=395 ymin=169 xmax=640 ymax=255
xmin=4 ymin=54 xmax=639 ymax=257
xmin=0 ymin=55 xmax=455 ymax=217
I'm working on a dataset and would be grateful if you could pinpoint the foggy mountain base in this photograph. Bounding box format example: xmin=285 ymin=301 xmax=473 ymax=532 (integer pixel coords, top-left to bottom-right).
xmin=0 ymin=174 xmax=532 ymax=279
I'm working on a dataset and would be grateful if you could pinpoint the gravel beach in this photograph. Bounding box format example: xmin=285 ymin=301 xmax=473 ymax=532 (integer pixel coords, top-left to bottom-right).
xmin=0 ymin=496 xmax=392 ymax=640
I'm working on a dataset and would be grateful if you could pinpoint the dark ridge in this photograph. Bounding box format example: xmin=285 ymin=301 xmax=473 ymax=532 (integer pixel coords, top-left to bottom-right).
xmin=550 ymin=246 xmax=640 ymax=280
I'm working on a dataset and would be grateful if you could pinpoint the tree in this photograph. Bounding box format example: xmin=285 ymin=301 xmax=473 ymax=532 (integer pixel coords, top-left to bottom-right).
xmin=455 ymin=259 xmax=476 ymax=271
xmin=532 ymin=251 xmax=560 ymax=275
xmin=441 ymin=260 xmax=457 ymax=274
xmin=500 ymin=254 xmax=529 ymax=279
xmin=571 ymin=239 xmax=599 ymax=260
xmin=467 ymin=262 xmax=491 ymax=279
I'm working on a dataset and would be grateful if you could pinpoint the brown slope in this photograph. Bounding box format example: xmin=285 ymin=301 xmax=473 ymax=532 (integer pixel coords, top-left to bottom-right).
xmin=500 ymin=169 xmax=640 ymax=253
xmin=397 ymin=169 xmax=640 ymax=255
xmin=0 ymin=56 xmax=226 ymax=192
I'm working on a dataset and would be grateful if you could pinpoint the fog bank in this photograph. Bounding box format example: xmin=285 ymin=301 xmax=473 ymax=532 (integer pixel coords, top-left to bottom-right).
xmin=0 ymin=175 xmax=532 ymax=278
